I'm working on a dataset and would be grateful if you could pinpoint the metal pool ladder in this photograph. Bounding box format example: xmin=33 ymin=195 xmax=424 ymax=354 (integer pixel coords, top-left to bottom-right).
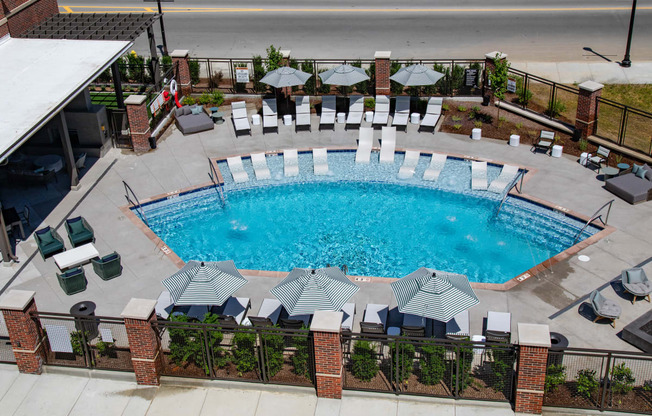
xmin=123 ymin=181 xmax=149 ymax=226
xmin=208 ymin=158 xmax=226 ymax=205
xmin=572 ymin=199 xmax=614 ymax=244
xmin=496 ymin=169 xmax=526 ymax=215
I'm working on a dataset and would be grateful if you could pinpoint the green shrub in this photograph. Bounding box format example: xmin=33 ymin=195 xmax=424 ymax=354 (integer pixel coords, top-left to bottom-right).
xmin=488 ymin=347 xmax=514 ymax=392
xmin=198 ymin=91 xmax=224 ymax=107
xmin=458 ymin=105 xmax=467 ymax=112
xmin=419 ymin=342 xmax=446 ymax=385
xmin=517 ymin=87 xmax=533 ymax=106
xmin=261 ymin=331 xmax=284 ymax=378
xmin=188 ymin=60 xmax=200 ymax=85
xmin=301 ymin=60 xmax=315 ymax=95
xmin=451 ymin=115 xmax=462 ymax=122
xmin=471 ymin=106 xmax=481 ymax=112
xmin=458 ymin=345 xmax=474 ymax=391
xmin=96 ymin=340 xmax=115 ymax=357
xmin=516 ymin=122 xmax=523 ymax=129
xmin=127 ymin=52 xmax=145 ymax=83
xmin=232 ymin=330 xmax=258 ymax=375
xmin=364 ymin=97 xmax=375 ymax=109
xmin=579 ymin=139 xmax=588 ymax=152
xmin=546 ymin=99 xmax=567 ymax=118
xmin=252 ymin=55 xmax=267 ymax=94
xmin=545 ymin=364 xmax=566 ymax=393
xmin=576 ymin=369 xmax=599 ymax=399
xmin=198 ymin=93 xmax=212 ymax=106
xmin=450 ymin=64 xmax=465 ymax=92
xmin=183 ymin=96 xmax=196 ymax=105
xmin=167 ymin=313 xmax=223 ymax=375
xmin=474 ymin=121 xmax=483 ymax=128
xmin=453 ymin=124 xmax=462 ymax=130
xmin=611 ymin=363 xmax=635 ymax=394
xmin=161 ymin=55 xmax=173 ymax=74
xmin=391 ymin=342 xmax=415 ymax=383
xmin=441 ymin=103 xmax=449 ymax=112
xmin=69 ymin=331 xmax=88 ymax=356
xmin=351 ymin=341 xmax=378 ymax=381
xmin=292 ymin=337 xmax=311 ymax=379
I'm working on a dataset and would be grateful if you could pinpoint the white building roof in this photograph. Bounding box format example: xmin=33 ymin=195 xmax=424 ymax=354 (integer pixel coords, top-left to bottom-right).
xmin=0 ymin=37 xmax=132 ymax=161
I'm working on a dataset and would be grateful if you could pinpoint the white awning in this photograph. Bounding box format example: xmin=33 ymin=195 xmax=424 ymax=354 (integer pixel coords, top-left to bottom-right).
xmin=0 ymin=37 xmax=132 ymax=161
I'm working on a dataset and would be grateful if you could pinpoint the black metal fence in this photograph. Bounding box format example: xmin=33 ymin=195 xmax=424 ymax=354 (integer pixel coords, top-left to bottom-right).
xmin=342 ymin=333 xmax=516 ymax=402
xmin=595 ymin=97 xmax=652 ymax=156
xmin=544 ymin=347 xmax=652 ymax=414
xmin=154 ymin=319 xmax=315 ymax=387
xmin=32 ymin=312 xmax=133 ymax=372
xmin=0 ymin=313 xmax=15 ymax=364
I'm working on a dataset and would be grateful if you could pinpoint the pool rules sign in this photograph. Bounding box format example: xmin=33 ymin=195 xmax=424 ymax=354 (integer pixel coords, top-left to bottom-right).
xmin=236 ymin=67 xmax=249 ymax=83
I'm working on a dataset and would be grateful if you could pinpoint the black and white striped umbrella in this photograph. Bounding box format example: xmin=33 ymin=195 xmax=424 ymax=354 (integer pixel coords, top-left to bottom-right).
xmin=270 ymin=267 xmax=359 ymax=316
xmin=162 ymin=260 xmax=247 ymax=306
xmin=391 ymin=267 xmax=479 ymax=322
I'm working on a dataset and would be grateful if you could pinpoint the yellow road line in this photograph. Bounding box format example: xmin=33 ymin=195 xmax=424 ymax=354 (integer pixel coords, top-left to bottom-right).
xmin=61 ymin=5 xmax=73 ymax=13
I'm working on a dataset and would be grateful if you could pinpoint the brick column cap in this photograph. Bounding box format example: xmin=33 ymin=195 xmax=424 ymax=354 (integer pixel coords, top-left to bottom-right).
xmin=578 ymin=80 xmax=604 ymax=92
xmin=124 ymin=95 xmax=147 ymax=106
xmin=485 ymin=51 xmax=508 ymax=60
xmin=121 ymin=298 xmax=157 ymax=320
xmin=310 ymin=311 xmax=343 ymax=333
xmin=170 ymin=49 xmax=189 ymax=58
xmin=517 ymin=323 xmax=551 ymax=348
xmin=374 ymin=51 xmax=391 ymax=59
xmin=0 ymin=290 xmax=35 ymax=311
xmin=280 ymin=49 xmax=291 ymax=59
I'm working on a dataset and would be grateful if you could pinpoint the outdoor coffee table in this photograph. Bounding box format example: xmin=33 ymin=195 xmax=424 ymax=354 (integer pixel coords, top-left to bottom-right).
xmin=53 ymin=243 xmax=99 ymax=270
xmin=210 ymin=111 xmax=225 ymax=124
xmin=602 ymin=166 xmax=619 ymax=181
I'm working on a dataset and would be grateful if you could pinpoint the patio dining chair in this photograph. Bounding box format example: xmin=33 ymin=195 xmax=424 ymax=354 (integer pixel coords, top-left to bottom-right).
xmin=64 ymin=216 xmax=94 ymax=247
xmin=587 ymin=146 xmax=611 ymax=170
xmin=532 ymin=130 xmax=555 ymax=155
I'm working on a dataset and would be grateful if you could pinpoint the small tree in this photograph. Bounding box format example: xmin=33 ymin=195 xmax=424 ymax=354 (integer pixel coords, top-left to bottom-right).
xmin=252 ymin=55 xmax=267 ymax=94
xmin=232 ymin=330 xmax=258 ymax=375
xmin=351 ymin=341 xmax=378 ymax=381
xmin=576 ymin=369 xmax=599 ymax=399
xmin=419 ymin=342 xmax=446 ymax=385
xmin=266 ymin=45 xmax=284 ymax=72
xmin=611 ymin=363 xmax=635 ymax=395
xmin=301 ymin=60 xmax=316 ymax=95
xmin=545 ymin=364 xmax=567 ymax=393
xmin=488 ymin=53 xmax=510 ymax=119
xmin=390 ymin=61 xmax=404 ymax=95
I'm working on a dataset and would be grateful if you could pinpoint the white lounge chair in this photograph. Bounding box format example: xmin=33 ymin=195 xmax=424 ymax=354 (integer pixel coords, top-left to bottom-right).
xmin=263 ymin=98 xmax=278 ymax=133
xmin=392 ymin=96 xmax=410 ymax=129
xmin=341 ymin=302 xmax=356 ymax=331
xmin=486 ymin=311 xmax=511 ymax=342
xmin=355 ymin=127 xmax=374 ymax=164
xmin=487 ymin=164 xmax=520 ymax=193
xmin=446 ymin=310 xmax=470 ymax=340
xmin=372 ymin=95 xmax=390 ymax=126
xmin=346 ymin=95 xmax=364 ymax=129
xmin=361 ymin=303 xmax=388 ymax=334
xmin=313 ymin=148 xmax=329 ymax=175
xmin=250 ymin=152 xmax=271 ymax=180
xmin=227 ymin=156 xmax=249 ymax=183
xmin=420 ymin=97 xmax=443 ymax=131
xmin=231 ymin=101 xmax=251 ymax=136
xmin=284 ymin=149 xmax=299 ymax=177
xmin=471 ymin=161 xmax=488 ymax=190
xmin=222 ymin=296 xmax=251 ymax=325
xmin=379 ymin=126 xmax=396 ymax=164
xmin=295 ymin=96 xmax=311 ymax=131
xmin=398 ymin=150 xmax=420 ymax=179
xmin=245 ymin=298 xmax=283 ymax=326
xmin=320 ymin=95 xmax=336 ymax=130
xmin=155 ymin=290 xmax=174 ymax=319
xmin=423 ymin=153 xmax=447 ymax=181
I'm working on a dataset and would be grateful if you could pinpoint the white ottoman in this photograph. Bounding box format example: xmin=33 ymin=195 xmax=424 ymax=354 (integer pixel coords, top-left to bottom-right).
xmin=579 ymin=152 xmax=589 ymax=166
xmin=337 ymin=112 xmax=346 ymax=124
xmin=283 ymin=114 xmax=292 ymax=126
xmin=509 ymin=134 xmax=520 ymax=147
xmin=471 ymin=128 xmax=482 ymax=140
xmin=365 ymin=111 xmax=373 ymax=122
xmin=552 ymin=145 xmax=563 ymax=158
xmin=410 ymin=112 xmax=420 ymax=124
xmin=251 ymin=114 xmax=261 ymax=125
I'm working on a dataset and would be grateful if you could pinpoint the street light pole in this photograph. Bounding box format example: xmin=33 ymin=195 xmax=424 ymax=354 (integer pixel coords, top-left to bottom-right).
xmin=621 ymin=0 xmax=637 ymax=68
xmin=156 ymin=0 xmax=169 ymax=56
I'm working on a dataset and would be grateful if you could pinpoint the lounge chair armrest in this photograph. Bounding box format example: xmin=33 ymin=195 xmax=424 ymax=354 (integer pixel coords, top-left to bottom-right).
xmin=82 ymin=218 xmax=94 ymax=234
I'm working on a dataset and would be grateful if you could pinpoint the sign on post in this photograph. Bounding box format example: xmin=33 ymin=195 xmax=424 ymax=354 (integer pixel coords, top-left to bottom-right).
xmin=235 ymin=67 xmax=249 ymax=83
xmin=149 ymin=92 xmax=166 ymax=116
xmin=465 ymin=69 xmax=478 ymax=87
xmin=507 ymin=78 xmax=517 ymax=93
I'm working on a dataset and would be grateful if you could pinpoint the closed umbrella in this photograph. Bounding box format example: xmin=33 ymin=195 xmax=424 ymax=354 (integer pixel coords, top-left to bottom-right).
xmin=260 ymin=67 xmax=312 ymax=88
xmin=389 ymin=64 xmax=444 ymax=87
xmin=391 ymin=267 xmax=478 ymax=322
xmin=319 ymin=64 xmax=369 ymax=87
xmin=270 ymin=267 xmax=359 ymax=316
xmin=162 ymin=260 xmax=247 ymax=306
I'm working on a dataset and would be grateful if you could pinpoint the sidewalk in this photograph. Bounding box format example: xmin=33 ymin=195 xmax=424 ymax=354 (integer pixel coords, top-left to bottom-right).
xmin=512 ymin=60 xmax=652 ymax=84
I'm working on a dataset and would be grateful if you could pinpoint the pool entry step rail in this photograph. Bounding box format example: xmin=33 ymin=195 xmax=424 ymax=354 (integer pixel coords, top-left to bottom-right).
xmin=496 ymin=169 xmax=525 ymax=215
xmin=123 ymin=181 xmax=149 ymax=227
xmin=208 ymin=158 xmax=226 ymax=205
xmin=573 ymin=199 xmax=614 ymax=244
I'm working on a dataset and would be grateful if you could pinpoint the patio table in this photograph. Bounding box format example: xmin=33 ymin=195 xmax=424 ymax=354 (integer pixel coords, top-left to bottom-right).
xmin=53 ymin=243 xmax=99 ymax=270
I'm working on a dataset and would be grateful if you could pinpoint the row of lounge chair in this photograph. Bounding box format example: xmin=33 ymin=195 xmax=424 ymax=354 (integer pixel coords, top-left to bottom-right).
xmin=225 ymin=148 xmax=330 ymax=183
xmin=471 ymin=161 xmax=521 ymax=193
xmin=230 ymin=96 xmax=443 ymax=136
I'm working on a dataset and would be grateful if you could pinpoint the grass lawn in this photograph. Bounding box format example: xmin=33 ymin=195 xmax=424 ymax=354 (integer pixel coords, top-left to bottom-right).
xmin=602 ymin=85 xmax=652 ymax=113
xmin=90 ymin=91 xmax=134 ymax=109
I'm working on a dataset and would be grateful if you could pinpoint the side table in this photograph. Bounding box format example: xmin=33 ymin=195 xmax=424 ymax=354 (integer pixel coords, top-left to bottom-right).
xmin=210 ymin=111 xmax=225 ymax=124
xmin=601 ymin=166 xmax=619 ymax=181
xmin=617 ymin=162 xmax=630 ymax=174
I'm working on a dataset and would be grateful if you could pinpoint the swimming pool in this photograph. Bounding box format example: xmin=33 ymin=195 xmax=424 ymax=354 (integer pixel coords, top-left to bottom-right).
xmin=138 ymin=151 xmax=601 ymax=285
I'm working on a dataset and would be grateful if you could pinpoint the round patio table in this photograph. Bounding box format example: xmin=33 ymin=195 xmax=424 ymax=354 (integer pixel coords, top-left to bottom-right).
xmin=601 ymin=166 xmax=619 ymax=181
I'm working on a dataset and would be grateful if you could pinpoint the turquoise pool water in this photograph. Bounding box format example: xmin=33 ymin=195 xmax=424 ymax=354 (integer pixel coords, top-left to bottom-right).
xmin=140 ymin=151 xmax=600 ymax=284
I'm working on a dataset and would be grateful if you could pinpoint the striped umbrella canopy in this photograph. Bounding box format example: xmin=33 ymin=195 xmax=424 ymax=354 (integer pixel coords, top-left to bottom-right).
xmin=260 ymin=67 xmax=312 ymax=88
xmin=318 ymin=64 xmax=369 ymax=86
xmin=162 ymin=260 xmax=247 ymax=306
xmin=391 ymin=267 xmax=479 ymax=322
xmin=389 ymin=64 xmax=444 ymax=86
xmin=270 ymin=267 xmax=359 ymax=316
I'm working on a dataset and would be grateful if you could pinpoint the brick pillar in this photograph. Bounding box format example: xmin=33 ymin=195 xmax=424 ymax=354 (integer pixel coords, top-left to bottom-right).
xmin=375 ymin=51 xmax=391 ymax=96
xmin=0 ymin=290 xmax=46 ymax=374
xmin=311 ymin=311 xmax=343 ymax=399
xmin=171 ymin=49 xmax=192 ymax=97
xmin=575 ymin=81 xmax=604 ymax=139
xmin=515 ymin=323 xmax=551 ymax=414
xmin=483 ymin=51 xmax=508 ymax=104
xmin=121 ymin=298 xmax=162 ymax=386
xmin=125 ymin=95 xmax=151 ymax=153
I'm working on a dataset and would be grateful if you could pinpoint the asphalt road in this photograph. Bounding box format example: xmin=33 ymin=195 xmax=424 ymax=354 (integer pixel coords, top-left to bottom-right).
xmin=60 ymin=0 xmax=652 ymax=61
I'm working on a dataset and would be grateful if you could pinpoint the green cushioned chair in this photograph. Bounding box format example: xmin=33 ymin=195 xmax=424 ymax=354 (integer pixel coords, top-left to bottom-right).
xmin=91 ymin=252 xmax=123 ymax=281
xmin=56 ymin=267 xmax=87 ymax=295
xmin=34 ymin=226 xmax=65 ymax=260
xmin=64 ymin=216 xmax=94 ymax=247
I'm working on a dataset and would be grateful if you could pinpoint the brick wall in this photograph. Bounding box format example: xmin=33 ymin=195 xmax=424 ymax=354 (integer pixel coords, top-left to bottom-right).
xmin=313 ymin=331 xmax=342 ymax=399
xmin=515 ymin=345 xmax=548 ymax=414
xmin=125 ymin=96 xmax=151 ymax=153
xmin=124 ymin=313 xmax=162 ymax=386
xmin=375 ymin=52 xmax=391 ymax=96
xmin=1 ymin=298 xmax=46 ymax=374
xmin=4 ymin=0 xmax=59 ymax=37
xmin=171 ymin=51 xmax=192 ymax=97
xmin=575 ymin=83 xmax=603 ymax=139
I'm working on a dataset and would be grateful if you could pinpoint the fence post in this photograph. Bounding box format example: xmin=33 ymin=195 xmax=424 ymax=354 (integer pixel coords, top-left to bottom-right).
xmin=575 ymin=81 xmax=604 ymax=139
xmin=121 ymin=298 xmax=162 ymax=386
xmin=515 ymin=323 xmax=551 ymax=414
xmin=171 ymin=49 xmax=192 ymax=97
xmin=310 ymin=311 xmax=343 ymax=399
xmin=125 ymin=95 xmax=151 ymax=153
xmin=375 ymin=51 xmax=392 ymax=96
xmin=0 ymin=290 xmax=46 ymax=374
xmin=483 ymin=51 xmax=507 ymax=104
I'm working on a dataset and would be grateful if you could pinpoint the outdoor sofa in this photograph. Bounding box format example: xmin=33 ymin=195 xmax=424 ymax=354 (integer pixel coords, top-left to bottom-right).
xmin=174 ymin=105 xmax=214 ymax=135
xmin=605 ymin=163 xmax=652 ymax=204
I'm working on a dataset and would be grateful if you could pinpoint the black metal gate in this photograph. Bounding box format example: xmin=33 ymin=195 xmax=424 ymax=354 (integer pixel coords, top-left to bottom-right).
xmin=107 ymin=108 xmax=132 ymax=149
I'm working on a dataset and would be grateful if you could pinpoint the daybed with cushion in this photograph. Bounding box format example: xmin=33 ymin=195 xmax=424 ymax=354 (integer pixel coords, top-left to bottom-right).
xmin=605 ymin=163 xmax=652 ymax=204
xmin=174 ymin=105 xmax=214 ymax=135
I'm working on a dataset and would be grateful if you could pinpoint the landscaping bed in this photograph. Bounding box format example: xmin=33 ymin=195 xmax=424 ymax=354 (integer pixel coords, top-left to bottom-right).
xmin=544 ymin=384 xmax=652 ymax=413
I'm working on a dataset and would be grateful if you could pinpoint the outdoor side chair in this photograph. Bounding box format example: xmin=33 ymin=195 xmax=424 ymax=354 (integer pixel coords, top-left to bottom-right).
xmin=247 ymin=316 xmax=275 ymax=327
xmin=64 ymin=216 xmax=94 ymax=247
xmin=91 ymin=251 xmax=122 ymax=281
xmin=34 ymin=226 xmax=65 ymax=260
xmin=532 ymin=130 xmax=555 ymax=155
xmin=401 ymin=325 xmax=425 ymax=337
xmin=588 ymin=146 xmax=611 ymax=170
xmin=56 ymin=267 xmax=87 ymax=295
xmin=589 ymin=290 xmax=622 ymax=328
xmin=280 ymin=318 xmax=304 ymax=329
xmin=360 ymin=322 xmax=385 ymax=334
xmin=621 ymin=268 xmax=652 ymax=304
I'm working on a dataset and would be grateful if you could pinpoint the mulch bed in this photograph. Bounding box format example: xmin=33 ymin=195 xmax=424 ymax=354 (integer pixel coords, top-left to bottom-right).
xmin=93 ymin=348 xmax=133 ymax=371
xmin=343 ymin=368 xmax=393 ymax=392
xmin=544 ymin=384 xmax=652 ymax=413
xmin=267 ymin=362 xmax=313 ymax=386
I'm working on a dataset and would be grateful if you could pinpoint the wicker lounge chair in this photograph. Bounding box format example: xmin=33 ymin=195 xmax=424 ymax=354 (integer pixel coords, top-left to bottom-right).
xmin=64 ymin=216 xmax=94 ymax=247
xmin=91 ymin=251 xmax=122 ymax=281
xmin=56 ymin=267 xmax=87 ymax=295
xmin=589 ymin=290 xmax=622 ymax=328
xmin=621 ymin=268 xmax=652 ymax=304
xmin=34 ymin=226 xmax=65 ymax=260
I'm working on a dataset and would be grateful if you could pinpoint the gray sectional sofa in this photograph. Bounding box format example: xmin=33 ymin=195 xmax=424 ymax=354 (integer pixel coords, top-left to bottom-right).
xmin=605 ymin=164 xmax=652 ymax=204
xmin=174 ymin=105 xmax=214 ymax=135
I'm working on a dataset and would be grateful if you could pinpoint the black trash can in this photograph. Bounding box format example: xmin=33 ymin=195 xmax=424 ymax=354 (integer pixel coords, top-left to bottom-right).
xmin=149 ymin=136 xmax=157 ymax=149
xmin=70 ymin=301 xmax=99 ymax=340
xmin=549 ymin=332 xmax=569 ymax=367
xmin=482 ymin=95 xmax=491 ymax=106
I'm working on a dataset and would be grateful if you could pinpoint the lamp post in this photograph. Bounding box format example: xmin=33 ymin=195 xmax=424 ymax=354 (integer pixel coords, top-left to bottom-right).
xmin=621 ymin=0 xmax=637 ymax=68
xmin=155 ymin=0 xmax=169 ymax=56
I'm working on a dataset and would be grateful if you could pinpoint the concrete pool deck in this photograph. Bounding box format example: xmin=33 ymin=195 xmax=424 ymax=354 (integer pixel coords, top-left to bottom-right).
xmin=2 ymin=109 xmax=652 ymax=351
